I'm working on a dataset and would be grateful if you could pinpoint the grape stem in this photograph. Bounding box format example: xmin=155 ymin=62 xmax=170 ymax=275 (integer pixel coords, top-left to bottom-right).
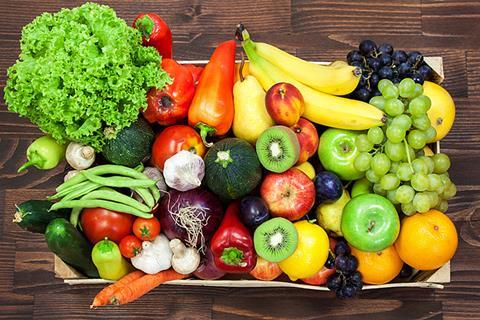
xmin=403 ymin=139 xmax=414 ymax=172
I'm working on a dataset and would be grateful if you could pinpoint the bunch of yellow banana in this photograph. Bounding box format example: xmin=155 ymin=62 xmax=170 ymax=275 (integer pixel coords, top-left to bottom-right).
xmin=239 ymin=26 xmax=385 ymax=130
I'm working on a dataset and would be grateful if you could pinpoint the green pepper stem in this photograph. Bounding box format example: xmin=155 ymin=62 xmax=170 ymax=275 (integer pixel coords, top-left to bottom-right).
xmin=135 ymin=15 xmax=154 ymax=40
xmin=17 ymin=151 xmax=45 ymax=173
xmin=195 ymin=123 xmax=216 ymax=147
xmin=220 ymin=247 xmax=246 ymax=267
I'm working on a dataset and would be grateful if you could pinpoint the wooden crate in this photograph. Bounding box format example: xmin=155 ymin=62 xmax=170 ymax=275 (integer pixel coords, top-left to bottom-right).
xmin=55 ymin=57 xmax=448 ymax=291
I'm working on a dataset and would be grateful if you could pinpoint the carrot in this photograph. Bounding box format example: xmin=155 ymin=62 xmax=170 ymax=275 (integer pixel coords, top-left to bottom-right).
xmin=109 ymin=269 xmax=187 ymax=305
xmin=90 ymin=270 xmax=145 ymax=308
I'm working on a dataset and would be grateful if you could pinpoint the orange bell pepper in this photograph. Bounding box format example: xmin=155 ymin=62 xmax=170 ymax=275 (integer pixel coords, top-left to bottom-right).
xmin=188 ymin=40 xmax=236 ymax=146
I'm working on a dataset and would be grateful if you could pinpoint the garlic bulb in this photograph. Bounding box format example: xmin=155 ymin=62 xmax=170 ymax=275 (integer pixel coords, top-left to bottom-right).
xmin=163 ymin=151 xmax=205 ymax=192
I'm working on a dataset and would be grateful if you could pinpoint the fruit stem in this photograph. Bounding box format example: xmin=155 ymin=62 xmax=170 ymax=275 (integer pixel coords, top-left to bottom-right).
xmin=195 ymin=123 xmax=216 ymax=148
xmin=403 ymin=139 xmax=414 ymax=172
xmin=239 ymin=52 xmax=245 ymax=82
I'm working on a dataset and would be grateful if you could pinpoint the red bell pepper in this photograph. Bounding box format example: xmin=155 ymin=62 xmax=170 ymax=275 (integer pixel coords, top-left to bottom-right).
xmin=133 ymin=13 xmax=172 ymax=59
xmin=188 ymin=40 xmax=236 ymax=146
xmin=210 ymin=202 xmax=256 ymax=273
xmin=143 ymin=59 xmax=195 ymax=126
xmin=184 ymin=64 xmax=203 ymax=86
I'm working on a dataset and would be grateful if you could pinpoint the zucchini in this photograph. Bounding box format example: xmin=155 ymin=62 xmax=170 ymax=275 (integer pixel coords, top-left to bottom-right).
xmin=45 ymin=218 xmax=99 ymax=278
xmin=13 ymin=200 xmax=69 ymax=234
xmin=102 ymin=117 xmax=155 ymax=167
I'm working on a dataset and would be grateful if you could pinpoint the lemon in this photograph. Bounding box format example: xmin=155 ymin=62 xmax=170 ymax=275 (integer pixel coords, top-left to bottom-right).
xmin=423 ymin=81 xmax=455 ymax=141
xmin=294 ymin=161 xmax=315 ymax=180
xmin=278 ymin=220 xmax=329 ymax=281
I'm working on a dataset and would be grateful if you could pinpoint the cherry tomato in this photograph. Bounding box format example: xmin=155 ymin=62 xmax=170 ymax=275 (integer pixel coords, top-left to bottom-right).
xmin=133 ymin=217 xmax=161 ymax=241
xmin=80 ymin=208 xmax=134 ymax=244
xmin=119 ymin=235 xmax=143 ymax=258
xmin=151 ymin=125 xmax=206 ymax=170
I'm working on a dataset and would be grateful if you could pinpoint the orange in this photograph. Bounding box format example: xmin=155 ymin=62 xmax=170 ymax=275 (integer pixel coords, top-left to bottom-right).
xmin=350 ymin=245 xmax=403 ymax=284
xmin=394 ymin=209 xmax=458 ymax=270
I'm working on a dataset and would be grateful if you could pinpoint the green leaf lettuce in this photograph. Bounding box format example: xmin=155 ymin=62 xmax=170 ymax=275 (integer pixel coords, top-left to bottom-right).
xmin=4 ymin=2 xmax=169 ymax=151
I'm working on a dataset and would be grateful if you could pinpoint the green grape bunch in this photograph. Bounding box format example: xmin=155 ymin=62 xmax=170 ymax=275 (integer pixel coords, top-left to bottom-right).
xmin=353 ymin=78 xmax=456 ymax=215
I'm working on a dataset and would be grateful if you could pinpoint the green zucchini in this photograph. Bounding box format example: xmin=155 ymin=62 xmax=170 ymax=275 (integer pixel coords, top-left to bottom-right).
xmin=204 ymin=138 xmax=262 ymax=199
xmin=13 ymin=200 xmax=69 ymax=234
xmin=45 ymin=218 xmax=99 ymax=278
xmin=102 ymin=117 xmax=155 ymax=167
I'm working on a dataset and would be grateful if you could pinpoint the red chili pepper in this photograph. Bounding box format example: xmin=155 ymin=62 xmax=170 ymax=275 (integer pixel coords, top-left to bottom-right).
xmin=210 ymin=202 xmax=256 ymax=273
xmin=133 ymin=13 xmax=172 ymax=59
xmin=143 ymin=59 xmax=195 ymax=126
xmin=188 ymin=40 xmax=236 ymax=146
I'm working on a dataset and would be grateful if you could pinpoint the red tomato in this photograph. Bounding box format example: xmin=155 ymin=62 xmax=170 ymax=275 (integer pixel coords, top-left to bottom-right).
xmin=133 ymin=217 xmax=161 ymax=241
xmin=151 ymin=125 xmax=206 ymax=170
xmin=250 ymin=257 xmax=283 ymax=281
xmin=80 ymin=208 xmax=134 ymax=244
xmin=119 ymin=235 xmax=143 ymax=258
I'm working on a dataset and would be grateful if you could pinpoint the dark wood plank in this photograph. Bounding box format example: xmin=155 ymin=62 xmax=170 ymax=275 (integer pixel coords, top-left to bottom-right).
xmin=421 ymin=0 xmax=480 ymax=37
xmin=467 ymin=50 xmax=480 ymax=98
xmin=291 ymin=0 xmax=422 ymax=35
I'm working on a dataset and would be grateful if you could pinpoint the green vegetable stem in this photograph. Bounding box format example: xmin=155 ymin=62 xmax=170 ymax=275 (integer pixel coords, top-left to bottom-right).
xmin=18 ymin=136 xmax=66 ymax=173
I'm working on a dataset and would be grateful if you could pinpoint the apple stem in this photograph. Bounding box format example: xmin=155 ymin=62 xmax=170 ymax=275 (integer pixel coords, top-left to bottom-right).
xmin=403 ymin=139 xmax=414 ymax=172
xmin=367 ymin=220 xmax=376 ymax=233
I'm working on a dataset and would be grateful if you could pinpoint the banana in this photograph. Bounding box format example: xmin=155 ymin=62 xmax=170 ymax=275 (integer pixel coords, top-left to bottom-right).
xmin=252 ymin=41 xmax=362 ymax=95
xmin=240 ymin=29 xmax=385 ymax=131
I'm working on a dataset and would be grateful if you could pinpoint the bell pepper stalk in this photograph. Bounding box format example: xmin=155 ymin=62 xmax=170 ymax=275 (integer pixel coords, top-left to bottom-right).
xmin=210 ymin=201 xmax=256 ymax=273
xmin=143 ymin=59 xmax=195 ymax=126
xmin=18 ymin=136 xmax=66 ymax=173
xmin=133 ymin=13 xmax=172 ymax=59
xmin=188 ymin=40 xmax=236 ymax=147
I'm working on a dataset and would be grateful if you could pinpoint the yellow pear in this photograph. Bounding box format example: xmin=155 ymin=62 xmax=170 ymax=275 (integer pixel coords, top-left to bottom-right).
xmin=232 ymin=75 xmax=274 ymax=144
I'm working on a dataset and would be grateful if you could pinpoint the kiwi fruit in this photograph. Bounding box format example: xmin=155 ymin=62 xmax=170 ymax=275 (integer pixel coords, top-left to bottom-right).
xmin=254 ymin=217 xmax=298 ymax=263
xmin=256 ymin=126 xmax=300 ymax=173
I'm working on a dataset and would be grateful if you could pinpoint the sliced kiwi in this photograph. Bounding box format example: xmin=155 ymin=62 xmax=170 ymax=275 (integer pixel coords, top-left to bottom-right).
xmin=254 ymin=217 xmax=298 ymax=263
xmin=256 ymin=126 xmax=300 ymax=173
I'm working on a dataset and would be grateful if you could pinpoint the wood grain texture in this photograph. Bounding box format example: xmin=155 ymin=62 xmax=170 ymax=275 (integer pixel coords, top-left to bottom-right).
xmin=0 ymin=0 xmax=480 ymax=319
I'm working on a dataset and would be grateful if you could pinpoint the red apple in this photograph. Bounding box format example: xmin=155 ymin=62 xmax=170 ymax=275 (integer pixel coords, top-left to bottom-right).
xmin=266 ymin=82 xmax=305 ymax=126
xmin=291 ymin=118 xmax=319 ymax=164
xmin=250 ymin=257 xmax=283 ymax=281
xmin=301 ymin=266 xmax=336 ymax=285
xmin=260 ymin=168 xmax=315 ymax=221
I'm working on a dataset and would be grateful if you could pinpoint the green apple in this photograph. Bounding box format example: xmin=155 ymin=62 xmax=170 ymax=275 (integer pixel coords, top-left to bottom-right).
xmin=316 ymin=189 xmax=350 ymax=236
xmin=351 ymin=178 xmax=372 ymax=198
xmin=341 ymin=193 xmax=399 ymax=252
xmin=317 ymin=128 xmax=364 ymax=180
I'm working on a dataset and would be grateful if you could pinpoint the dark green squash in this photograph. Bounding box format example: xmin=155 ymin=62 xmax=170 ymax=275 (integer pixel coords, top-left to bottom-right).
xmin=204 ymin=138 xmax=262 ymax=200
xmin=13 ymin=200 xmax=70 ymax=234
xmin=102 ymin=117 xmax=154 ymax=167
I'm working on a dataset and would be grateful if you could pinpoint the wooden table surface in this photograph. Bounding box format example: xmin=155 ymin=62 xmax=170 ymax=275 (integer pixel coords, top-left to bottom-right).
xmin=1 ymin=0 xmax=480 ymax=319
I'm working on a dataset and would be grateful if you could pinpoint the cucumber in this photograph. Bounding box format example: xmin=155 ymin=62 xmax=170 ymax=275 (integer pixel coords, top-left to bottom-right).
xmin=13 ymin=200 xmax=69 ymax=234
xmin=45 ymin=218 xmax=99 ymax=278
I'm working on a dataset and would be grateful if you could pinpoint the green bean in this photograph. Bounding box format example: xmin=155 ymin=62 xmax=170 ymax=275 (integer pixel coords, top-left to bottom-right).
xmin=85 ymin=188 xmax=153 ymax=212
xmin=62 ymin=182 xmax=102 ymax=201
xmin=56 ymin=164 xmax=152 ymax=192
xmin=51 ymin=199 xmax=153 ymax=219
xmin=81 ymin=171 xmax=156 ymax=188
xmin=134 ymin=187 xmax=155 ymax=208
xmin=70 ymin=207 xmax=82 ymax=228
xmin=50 ymin=180 xmax=93 ymax=199
xmin=149 ymin=185 xmax=161 ymax=203
xmin=133 ymin=163 xmax=144 ymax=172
